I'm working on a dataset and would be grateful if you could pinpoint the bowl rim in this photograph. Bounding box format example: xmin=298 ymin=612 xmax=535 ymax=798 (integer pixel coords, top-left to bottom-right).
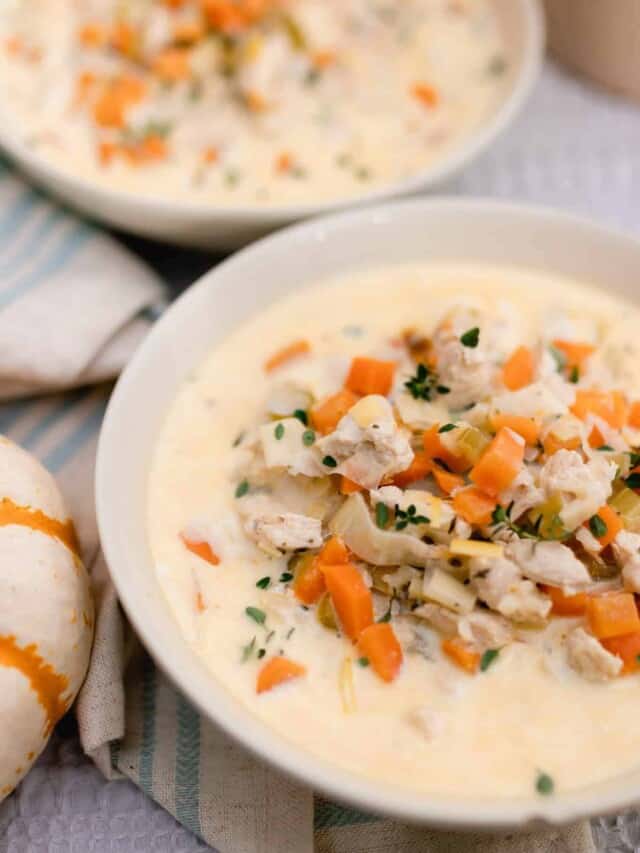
xmin=97 ymin=196 xmax=640 ymax=830
xmin=0 ymin=0 xmax=544 ymax=225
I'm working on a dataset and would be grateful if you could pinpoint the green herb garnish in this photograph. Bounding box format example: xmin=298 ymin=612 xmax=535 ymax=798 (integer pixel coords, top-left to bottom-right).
xmin=597 ymin=445 xmax=614 ymax=451
xmin=224 ymin=168 xmax=241 ymax=187
xmin=375 ymin=502 xmax=389 ymax=529
xmin=279 ymin=572 xmax=293 ymax=583
xmin=395 ymin=504 xmax=429 ymax=531
xmin=535 ymin=771 xmax=554 ymax=796
xmin=274 ymin=422 xmax=285 ymax=440
xmin=492 ymin=502 xmax=550 ymax=541
xmin=629 ymin=451 xmax=640 ymax=467
xmin=625 ymin=473 xmax=640 ymax=490
xmin=232 ymin=431 xmax=245 ymax=447
xmin=245 ymin=606 xmax=266 ymax=625
xmin=286 ymin=627 xmax=295 ymax=640
xmin=480 ymin=648 xmax=500 ymax=672
xmin=235 ymin=480 xmax=249 ymax=498
xmin=257 ymin=648 xmax=266 ymax=659
xmin=302 ymin=429 xmax=315 ymax=446
xmin=378 ymin=602 xmax=392 ymax=623
xmin=256 ymin=576 xmax=271 ymax=589
xmin=589 ymin=514 xmax=608 ymax=538
xmin=404 ymin=362 xmax=446 ymax=402
xmin=569 ymin=365 xmax=580 ymax=383
xmin=460 ymin=327 xmax=479 ymax=348
xmin=488 ymin=55 xmax=507 ymax=76
xmin=241 ymin=636 xmax=256 ymax=662
xmin=293 ymin=409 xmax=308 ymax=425
xmin=357 ymin=657 xmax=370 ymax=667
xmin=438 ymin=423 xmax=456 ymax=433
xmin=323 ymin=455 xmax=338 ymax=468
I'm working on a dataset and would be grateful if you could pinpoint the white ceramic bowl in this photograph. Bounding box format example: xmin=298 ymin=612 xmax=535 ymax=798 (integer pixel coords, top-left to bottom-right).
xmin=97 ymin=198 xmax=640 ymax=829
xmin=0 ymin=0 xmax=543 ymax=250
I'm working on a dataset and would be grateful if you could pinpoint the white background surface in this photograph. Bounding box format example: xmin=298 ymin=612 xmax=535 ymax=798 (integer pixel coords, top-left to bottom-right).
xmin=1 ymin=59 xmax=640 ymax=852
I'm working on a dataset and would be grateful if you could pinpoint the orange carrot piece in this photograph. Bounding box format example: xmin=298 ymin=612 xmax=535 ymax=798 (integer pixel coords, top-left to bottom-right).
xmin=153 ymin=47 xmax=191 ymax=81
xmin=585 ymin=504 xmax=622 ymax=550
xmin=293 ymin=558 xmax=325 ymax=605
xmin=540 ymin=584 xmax=588 ymax=617
xmin=542 ymin=432 xmax=582 ymax=457
xmin=411 ymin=81 xmax=439 ymax=108
xmin=275 ymin=151 xmax=293 ymax=173
xmin=441 ymin=637 xmax=480 ymax=674
xmin=571 ymin=389 xmax=628 ymax=430
xmin=489 ymin=413 xmax=539 ymax=446
xmin=318 ymin=535 xmax=350 ymax=565
xmin=93 ymin=75 xmax=146 ymax=128
xmin=392 ymin=450 xmax=432 ymax=488
xmin=357 ymin=623 xmax=403 ymax=683
xmin=432 ymin=466 xmax=465 ymax=495
xmin=344 ymin=357 xmax=395 ymax=397
xmin=180 ymin=532 xmax=220 ymax=565
xmin=256 ymin=656 xmax=306 ymax=694
xmin=452 ymin=487 xmax=496 ymax=525
xmin=173 ymin=20 xmax=205 ymax=44
xmin=502 ymin=346 xmax=535 ymax=391
xmin=470 ymin=427 xmax=525 ymax=497
xmin=587 ymin=592 xmax=640 ymax=640
xmin=552 ymin=339 xmax=595 ymax=368
xmin=601 ymin=632 xmax=640 ymax=674
xmin=78 ymin=23 xmax=107 ymax=47
xmin=202 ymin=146 xmax=218 ymax=164
xmin=264 ymin=339 xmax=311 ymax=372
xmin=311 ymin=389 xmax=360 ymax=434
xmin=422 ymin=425 xmax=469 ymax=474
xmin=312 ymin=50 xmax=337 ymax=69
xmin=111 ymin=20 xmax=138 ymax=56
xmin=98 ymin=141 xmax=118 ymax=166
xmin=340 ymin=476 xmax=364 ymax=495
xmin=320 ymin=562 xmax=374 ymax=641
xmin=629 ymin=401 xmax=640 ymax=429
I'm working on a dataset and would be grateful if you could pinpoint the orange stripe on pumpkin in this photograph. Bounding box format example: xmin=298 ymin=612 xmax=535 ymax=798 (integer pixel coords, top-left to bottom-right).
xmin=0 ymin=498 xmax=79 ymax=556
xmin=0 ymin=635 xmax=69 ymax=735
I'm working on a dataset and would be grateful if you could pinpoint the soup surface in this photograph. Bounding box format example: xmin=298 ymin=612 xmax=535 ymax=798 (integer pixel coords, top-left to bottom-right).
xmin=148 ymin=264 xmax=640 ymax=799
xmin=0 ymin=0 xmax=506 ymax=206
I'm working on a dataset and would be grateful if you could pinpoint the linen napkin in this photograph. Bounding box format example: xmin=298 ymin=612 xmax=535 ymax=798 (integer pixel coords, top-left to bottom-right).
xmin=0 ymin=163 xmax=597 ymax=853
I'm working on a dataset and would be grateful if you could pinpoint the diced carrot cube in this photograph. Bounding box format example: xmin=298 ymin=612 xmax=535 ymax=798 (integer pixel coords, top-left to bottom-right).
xmin=489 ymin=413 xmax=539 ymax=446
xmin=180 ymin=532 xmax=220 ymax=565
xmin=392 ymin=451 xmax=432 ymax=488
xmin=587 ymin=592 xmax=640 ymax=640
xmin=441 ymin=637 xmax=479 ymax=674
xmin=317 ymin=535 xmax=349 ymax=565
xmin=629 ymin=401 xmax=640 ymax=429
xmin=293 ymin=558 xmax=325 ymax=605
xmin=585 ymin=504 xmax=622 ymax=550
xmin=340 ymin=476 xmax=363 ymax=495
xmin=552 ymin=339 xmax=595 ymax=368
xmin=153 ymin=47 xmax=191 ymax=81
xmin=411 ymin=81 xmax=439 ymax=107
xmin=540 ymin=584 xmax=588 ymax=617
xmin=320 ymin=562 xmax=374 ymax=641
xmin=452 ymin=487 xmax=496 ymax=526
xmin=357 ymin=623 xmax=403 ymax=683
xmin=311 ymin=389 xmax=360 ymax=434
xmin=257 ymin=656 xmax=306 ymax=693
xmin=264 ymin=339 xmax=311 ymax=372
xmin=502 ymin=346 xmax=535 ymax=391
xmin=470 ymin=427 xmax=525 ymax=497
xmin=432 ymin=467 xmax=465 ymax=495
xmin=345 ymin=357 xmax=395 ymax=397
xmin=571 ymin=390 xmax=628 ymax=430
xmin=422 ymin=425 xmax=469 ymax=474
xmin=601 ymin=631 xmax=640 ymax=674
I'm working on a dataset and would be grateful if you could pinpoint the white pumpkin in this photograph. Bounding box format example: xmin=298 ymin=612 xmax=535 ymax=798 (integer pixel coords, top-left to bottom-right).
xmin=0 ymin=436 xmax=93 ymax=801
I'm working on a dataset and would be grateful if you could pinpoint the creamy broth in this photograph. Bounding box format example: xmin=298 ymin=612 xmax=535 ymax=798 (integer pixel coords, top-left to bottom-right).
xmin=0 ymin=0 xmax=506 ymax=206
xmin=148 ymin=265 xmax=640 ymax=799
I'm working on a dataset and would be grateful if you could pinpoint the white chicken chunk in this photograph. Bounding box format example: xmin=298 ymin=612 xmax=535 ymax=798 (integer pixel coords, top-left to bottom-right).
xmin=470 ymin=557 xmax=551 ymax=625
xmin=457 ymin=609 xmax=514 ymax=651
xmin=244 ymin=511 xmax=323 ymax=554
xmin=412 ymin=602 xmax=459 ymax=636
xmin=406 ymin=706 xmax=445 ymax=741
xmin=539 ymin=449 xmax=616 ymax=529
xmin=505 ymin=539 xmax=591 ymax=591
xmin=259 ymin=417 xmax=324 ymax=477
xmin=566 ymin=627 xmax=622 ymax=681
xmin=432 ymin=317 xmax=494 ymax=409
xmin=499 ymin=466 xmax=544 ymax=522
xmin=316 ymin=395 xmax=413 ymax=489
xmin=613 ymin=530 xmax=640 ymax=593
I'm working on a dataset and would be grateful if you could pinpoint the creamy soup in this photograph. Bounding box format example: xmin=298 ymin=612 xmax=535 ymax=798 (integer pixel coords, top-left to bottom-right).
xmin=148 ymin=264 xmax=640 ymax=800
xmin=0 ymin=0 xmax=507 ymax=206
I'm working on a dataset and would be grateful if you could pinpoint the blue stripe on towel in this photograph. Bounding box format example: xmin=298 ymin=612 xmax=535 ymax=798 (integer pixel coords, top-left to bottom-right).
xmin=175 ymin=694 xmax=202 ymax=836
xmin=0 ymin=223 xmax=91 ymax=310
xmin=0 ymin=206 xmax=64 ymax=277
xmin=21 ymin=388 xmax=89 ymax=451
xmin=0 ymin=398 xmax=34 ymax=434
xmin=43 ymin=394 xmax=107 ymax=473
xmin=0 ymin=189 xmax=39 ymax=241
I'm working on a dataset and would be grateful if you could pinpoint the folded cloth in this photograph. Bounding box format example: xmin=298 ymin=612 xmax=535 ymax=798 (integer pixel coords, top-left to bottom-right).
xmin=0 ymin=166 xmax=597 ymax=853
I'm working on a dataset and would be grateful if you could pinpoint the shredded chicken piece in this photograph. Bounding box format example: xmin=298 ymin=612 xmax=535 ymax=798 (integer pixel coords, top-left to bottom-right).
xmin=491 ymin=382 xmax=569 ymax=420
xmin=244 ymin=511 xmax=322 ymax=554
xmin=470 ymin=557 xmax=551 ymax=625
xmin=316 ymin=396 xmax=413 ymax=489
xmin=613 ymin=530 xmax=640 ymax=593
xmin=412 ymin=602 xmax=459 ymax=636
xmin=432 ymin=315 xmax=494 ymax=408
xmin=457 ymin=609 xmax=513 ymax=651
xmin=539 ymin=449 xmax=616 ymax=529
xmin=505 ymin=539 xmax=591 ymax=591
xmin=406 ymin=705 xmax=445 ymax=741
xmin=566 ymin=627 xmax=622 ymax=681
xmin=499 ymin=465 xmax=543 ymax=522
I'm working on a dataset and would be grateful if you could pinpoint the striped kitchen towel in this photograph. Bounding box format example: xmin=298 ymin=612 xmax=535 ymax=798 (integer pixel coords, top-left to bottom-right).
xmin=0 ymin=163 xmax=596 ymax=853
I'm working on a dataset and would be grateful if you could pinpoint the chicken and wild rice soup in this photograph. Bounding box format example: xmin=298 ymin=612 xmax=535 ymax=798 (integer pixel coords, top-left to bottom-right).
xmin=0 ymin=0 xmax=507 ymax=205
xmin=149 ymin=264 xmax=640 ymax=799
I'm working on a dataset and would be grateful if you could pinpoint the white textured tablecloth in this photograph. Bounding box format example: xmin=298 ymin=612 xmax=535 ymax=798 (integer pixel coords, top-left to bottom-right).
xmin=2 ymin=59 xmax=640 ymax=853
